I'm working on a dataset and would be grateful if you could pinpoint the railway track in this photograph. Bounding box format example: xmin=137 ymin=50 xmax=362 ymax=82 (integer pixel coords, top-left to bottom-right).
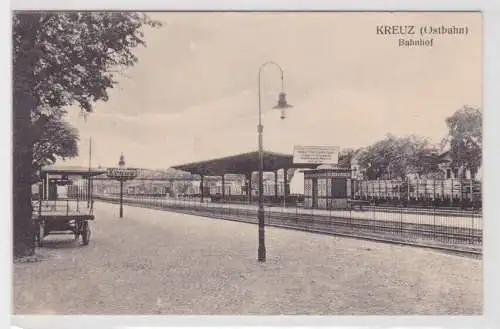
xmin=96 ymin=197 xmax=482 ymax=258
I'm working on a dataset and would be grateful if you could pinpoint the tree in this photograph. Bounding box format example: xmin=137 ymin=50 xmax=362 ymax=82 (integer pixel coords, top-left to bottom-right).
xmin=13 ymin=12 xmax=162 ymax=257
xmin=338 ymin=148 xmax=355 ymax=168
xmin=357 ymin=136 xmax=396 ymax=180
xmin=31 ymin=110 xmax=79 ymax=181
xmin=443 ymin=106 xmax=482 ymax=178
xmin=357 ymin=134 xmax=440 ymax=180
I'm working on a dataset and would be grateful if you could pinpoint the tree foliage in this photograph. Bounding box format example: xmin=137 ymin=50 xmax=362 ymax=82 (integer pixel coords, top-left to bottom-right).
xmin=357 ymin=134 xmax=440 ymax=180
xmin=31 ymin=110 xmax=79 ymax=179
xmin=443 ymin=106 xmax=482 ymax=178
xmin=12 ymin=12 xmax=162 ymax=257
xmin=338 ymin=148 xmax=355 ymax=168
xmin=13 ymin=12 xmax=162 ymax=114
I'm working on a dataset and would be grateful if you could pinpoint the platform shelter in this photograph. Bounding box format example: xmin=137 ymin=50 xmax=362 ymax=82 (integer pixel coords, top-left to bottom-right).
xmin=37 ymin=166 xmax=107 ymax=201
xmin=302 ymin=167 xmax=352 ymax=209
xmin=171 ymin=151 xmax=317 ymax=203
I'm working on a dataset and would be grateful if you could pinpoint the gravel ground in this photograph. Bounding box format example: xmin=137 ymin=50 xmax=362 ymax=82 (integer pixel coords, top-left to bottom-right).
xmin=13 ymin=202 xmax=482 ymax=315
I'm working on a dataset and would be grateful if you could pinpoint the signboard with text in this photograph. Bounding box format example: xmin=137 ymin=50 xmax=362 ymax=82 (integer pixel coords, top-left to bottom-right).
xmin=293 ymin=145 xmax=340 ymax=165
xmin=106 ymin=168 xmax=138 ymax=180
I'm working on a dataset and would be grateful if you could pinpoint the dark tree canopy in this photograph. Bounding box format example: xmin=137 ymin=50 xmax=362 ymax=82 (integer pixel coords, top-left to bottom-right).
xmin=338 ymin=148 xmax=355 ymax=169
xmin=443 ymin=106 xmax=482 ymax=178
xmin=31 ymin=110 xmax=79 ymax=177
xmin=357 ymin=134 xmax=440 ymax=180
xmin=13 ymin=12 xmax=162 ymax=114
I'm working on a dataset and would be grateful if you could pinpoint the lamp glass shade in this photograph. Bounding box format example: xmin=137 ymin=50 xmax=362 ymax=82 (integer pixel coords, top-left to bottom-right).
xmin=272 ymin=92 xmax=293 ymax=109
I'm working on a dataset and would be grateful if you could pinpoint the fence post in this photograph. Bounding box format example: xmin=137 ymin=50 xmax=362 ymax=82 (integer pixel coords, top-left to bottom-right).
xmin=451 ymin=179 xmax=454 ymax=207
xmin=441 ymin=179 xmax=445 ymax=206
xmin=459 ymin=178 xmax=463 ymax=207
xmin=407 ymin=179 xmax=410 ymax=203
xmin=378 ymin=179 xmax=381 ymax=201
xmin=416 ymin=178 xmax=420 ymax=204
xmin=469 ymin=179 xmax=473 ymax=204
xmin=433 ymin=200 xmax=436 ymax=240
xmin=433 ymin=179 xmax=436 ymax=201
xmin=385 ymin=180 xmax=388 ymax=200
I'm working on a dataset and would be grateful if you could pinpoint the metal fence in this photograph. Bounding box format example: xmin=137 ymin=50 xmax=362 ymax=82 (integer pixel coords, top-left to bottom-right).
xmin=94 ymin=193 xmax=482 ymax=256
xmin=92 ymin=177 xmax=482 ymax=209
xmin=352 ymin=179 xmax=482 ymax=209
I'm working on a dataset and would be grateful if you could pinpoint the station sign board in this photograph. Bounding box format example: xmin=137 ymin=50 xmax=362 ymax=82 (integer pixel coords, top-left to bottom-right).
xmin=293 ymin=145 xmax=340 ymax=165
xmin=106 ymin=167 xmax=138 ymax=180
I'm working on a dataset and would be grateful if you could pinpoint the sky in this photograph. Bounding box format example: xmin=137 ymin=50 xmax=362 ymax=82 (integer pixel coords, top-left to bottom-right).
xmin=62 ymin=12 xmax=482 ymax=169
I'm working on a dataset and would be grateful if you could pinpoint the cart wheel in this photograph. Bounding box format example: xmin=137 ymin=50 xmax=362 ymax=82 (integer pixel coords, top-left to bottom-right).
xmin=74 ymin=220 xmax=82 ymax=240
xmin=82 ymin=221 xmax=91 ymax=246
xmin=36 ymin=221 xmax=45 ymax=247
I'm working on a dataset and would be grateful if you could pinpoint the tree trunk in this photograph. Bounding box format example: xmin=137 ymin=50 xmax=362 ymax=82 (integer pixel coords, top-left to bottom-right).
xmin=13 ymin=94 xmax=36 ymax=258
xmin=12 ymin=14 xmax=39 ymax=258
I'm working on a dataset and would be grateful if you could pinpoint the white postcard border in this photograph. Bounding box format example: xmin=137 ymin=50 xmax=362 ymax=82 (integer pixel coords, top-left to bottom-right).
xmin=3 ymin=1 xmax=499 ymax=329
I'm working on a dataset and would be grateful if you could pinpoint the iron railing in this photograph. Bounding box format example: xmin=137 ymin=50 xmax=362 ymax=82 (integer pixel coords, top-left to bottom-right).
xmin=94 ymin=193 xmax=482 ymax=257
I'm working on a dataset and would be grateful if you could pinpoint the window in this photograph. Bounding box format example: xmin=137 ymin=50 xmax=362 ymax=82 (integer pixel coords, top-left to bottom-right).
xmin=304 ymin=179 xmax=312 ymax=197
xmin=446 ymin=169 xmax=451 ymax=179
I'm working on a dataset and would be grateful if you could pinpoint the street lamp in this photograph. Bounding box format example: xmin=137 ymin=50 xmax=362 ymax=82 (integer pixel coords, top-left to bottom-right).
xmin=257 ymin=61 xmax=293 ymax=263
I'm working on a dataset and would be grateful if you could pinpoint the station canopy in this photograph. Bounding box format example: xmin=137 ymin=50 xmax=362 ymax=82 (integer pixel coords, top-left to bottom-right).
xmin=40 ymin=165 xmax=107 ymax=178
xmin=171 ymin=150 xmax=317 ymax=176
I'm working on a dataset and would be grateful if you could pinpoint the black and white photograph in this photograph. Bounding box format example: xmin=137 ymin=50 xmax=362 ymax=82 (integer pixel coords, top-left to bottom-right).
xmin=11 ymin=11 xmax=483 ymax=317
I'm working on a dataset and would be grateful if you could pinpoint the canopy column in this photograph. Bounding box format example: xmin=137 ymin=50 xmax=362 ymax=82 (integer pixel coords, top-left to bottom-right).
xmin=274 ymin=170 xmax=279 ymax=200
xmin=200 ymin=174 xmax=204 ymax=202
xmin=246 ymin=172 xmax=252 ymax=203
xmin=221 ymin=174 xmax=225 ymax=199
xmin=283 ymin=168 xmax=289 ymax=204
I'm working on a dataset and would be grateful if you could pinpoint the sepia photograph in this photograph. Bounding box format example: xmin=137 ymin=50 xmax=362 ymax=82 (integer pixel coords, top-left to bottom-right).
xmin=12 ymin=11 xmax=483 ymax=316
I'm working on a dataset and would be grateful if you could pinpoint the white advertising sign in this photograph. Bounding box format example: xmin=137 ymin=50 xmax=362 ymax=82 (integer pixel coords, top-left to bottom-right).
xmin=293 ymin=145 xmax=340 ymax=165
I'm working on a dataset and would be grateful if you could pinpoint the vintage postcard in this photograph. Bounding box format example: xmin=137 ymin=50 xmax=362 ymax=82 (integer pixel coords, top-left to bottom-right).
xmin=12 ymin=11 xmax=482 ymax=317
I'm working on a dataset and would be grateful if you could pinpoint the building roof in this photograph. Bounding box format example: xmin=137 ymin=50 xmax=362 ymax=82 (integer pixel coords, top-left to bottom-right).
xmin=171 ymin=150 xmax=317 ymax=176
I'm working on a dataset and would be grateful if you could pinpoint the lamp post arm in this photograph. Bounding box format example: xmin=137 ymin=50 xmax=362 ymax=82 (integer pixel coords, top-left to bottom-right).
xmin=257 ymin=61 xmax=285 ymax=134
xmin=258 ymin=62 xmax=285 ymax=117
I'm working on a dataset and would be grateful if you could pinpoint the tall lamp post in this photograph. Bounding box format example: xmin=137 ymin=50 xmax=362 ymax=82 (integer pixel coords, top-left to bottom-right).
xmin=257 ymin=61 xmax=293 ymax=263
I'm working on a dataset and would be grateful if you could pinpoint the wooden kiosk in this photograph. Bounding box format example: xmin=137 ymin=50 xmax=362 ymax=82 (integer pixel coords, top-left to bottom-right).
xmin=303 ymin=167 xmax=352 ymax=209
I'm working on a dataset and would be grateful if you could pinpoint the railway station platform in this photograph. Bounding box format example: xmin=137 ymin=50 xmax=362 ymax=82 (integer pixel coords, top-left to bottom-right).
xmin=95 ymin=194 xmax=483 ymax=255
xmin=14 ymin=202 xmax=482 ymax=315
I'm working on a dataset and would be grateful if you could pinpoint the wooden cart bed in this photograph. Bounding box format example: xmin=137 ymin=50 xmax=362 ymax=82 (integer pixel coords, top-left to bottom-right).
xmin=33 ymin=200 xmax=94 ymax=219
